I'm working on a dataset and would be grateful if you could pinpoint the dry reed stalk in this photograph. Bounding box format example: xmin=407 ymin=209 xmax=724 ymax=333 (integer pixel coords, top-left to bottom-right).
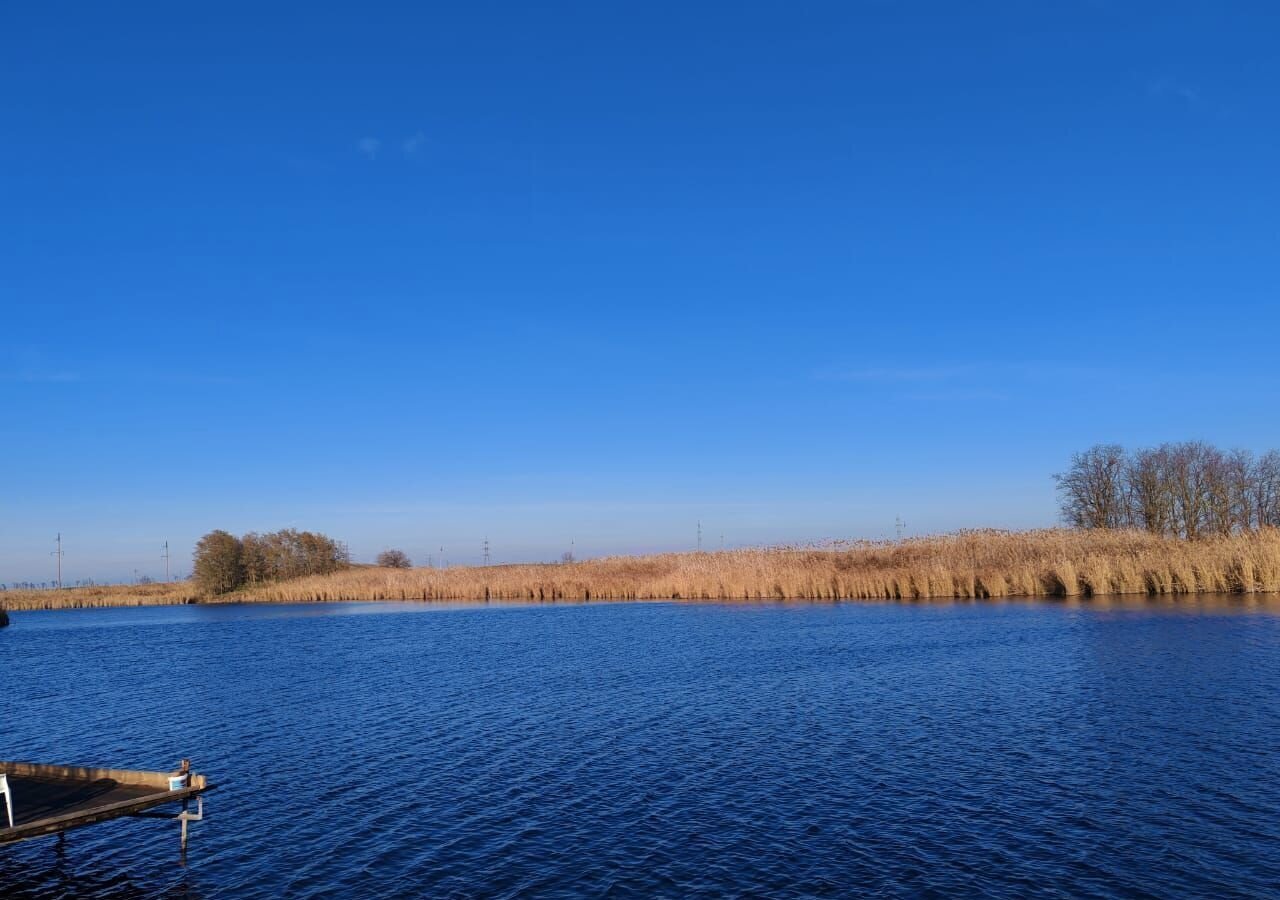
xmin=6 ymin=528 xmax=1280 ymax=612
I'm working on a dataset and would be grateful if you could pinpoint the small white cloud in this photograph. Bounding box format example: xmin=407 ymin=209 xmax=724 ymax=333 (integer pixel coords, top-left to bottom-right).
xmin=899 ymin=389 xmax=1009 ymax=403
xmin=1147 ymin=76 xmax=1200 ymax=107
xmin=817 ymin=365 xmax=974 ymax=383
xmin=357 ymin=137 xmax=381 ymax=160
xmin=402 ymin=131 xmax=428 ymax=156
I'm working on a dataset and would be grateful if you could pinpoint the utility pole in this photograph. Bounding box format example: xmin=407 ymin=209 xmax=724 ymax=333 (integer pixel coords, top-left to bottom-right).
xmin=52 ymin=533 xmax=64 ymax=589
xmin=482 ymin=537 xmax=491 ymax=566
xmin=162 ymin=541 xmax=171 ymax=582
xmin=895 ymin=516 xmax=906 ymax=541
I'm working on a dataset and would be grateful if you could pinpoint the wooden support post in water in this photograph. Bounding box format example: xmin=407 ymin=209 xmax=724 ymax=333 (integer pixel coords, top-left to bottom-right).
xmin=177 ymin=794 xmax=203 ymax=851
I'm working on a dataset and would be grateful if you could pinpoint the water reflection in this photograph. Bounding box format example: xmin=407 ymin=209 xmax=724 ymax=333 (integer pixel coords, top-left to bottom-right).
xmin=0 ymin=835 xmax=203 ymax=899
xmin=705 ymin=591 xmax=1280 ymax=614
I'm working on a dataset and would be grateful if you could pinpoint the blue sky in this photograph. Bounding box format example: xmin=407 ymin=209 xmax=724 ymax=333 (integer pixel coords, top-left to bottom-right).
xmin=3 ymin=2 xmax=1278 ymax=583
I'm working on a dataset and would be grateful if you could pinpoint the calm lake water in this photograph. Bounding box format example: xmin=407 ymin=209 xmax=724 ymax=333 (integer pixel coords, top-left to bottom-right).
xmin=3 ymin=597 xmax=1280 ymax=898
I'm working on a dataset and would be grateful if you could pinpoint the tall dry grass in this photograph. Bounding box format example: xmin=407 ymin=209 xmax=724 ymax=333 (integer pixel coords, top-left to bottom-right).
xmin=6 ymin=528 xmax=1280 ymax=612
xmin=0 ymin=580 xmax=200 ymax=611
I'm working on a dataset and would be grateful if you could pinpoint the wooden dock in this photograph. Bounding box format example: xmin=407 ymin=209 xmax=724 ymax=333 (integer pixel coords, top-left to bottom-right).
xmin=0 ymin=760 xmax=211 ymax=848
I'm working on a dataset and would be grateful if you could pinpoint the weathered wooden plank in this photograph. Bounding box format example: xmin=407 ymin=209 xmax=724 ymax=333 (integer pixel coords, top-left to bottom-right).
xmin=0 ymin=760 xmax=206 ymax=791
xmin=0 ymin=760 xmax=213 ymax=845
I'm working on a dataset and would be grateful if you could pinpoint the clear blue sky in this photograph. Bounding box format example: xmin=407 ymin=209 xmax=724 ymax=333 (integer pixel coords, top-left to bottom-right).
xmin=3 ymin=2 xmax=1278 ymax=583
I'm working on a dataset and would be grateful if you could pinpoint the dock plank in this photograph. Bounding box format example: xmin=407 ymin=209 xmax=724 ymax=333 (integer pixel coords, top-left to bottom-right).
xmin=4 ymin=775 xmax=159 ymax=827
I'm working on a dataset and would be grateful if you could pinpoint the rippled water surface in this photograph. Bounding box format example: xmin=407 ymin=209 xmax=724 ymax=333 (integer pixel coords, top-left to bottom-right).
xmin=3 ymin=598 xmax=1280 ymax=898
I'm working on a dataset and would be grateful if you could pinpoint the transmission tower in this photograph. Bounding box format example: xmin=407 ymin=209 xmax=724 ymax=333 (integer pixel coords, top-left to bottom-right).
xmin=162 ymin=541 xmax=171 ymax=582
xmin=697 ymin=520 xmax=702 ymax=551
xmin=895 ymin=516 xmax=906 ymax=541
xmin=52 ymin=533 xmax=64 ymax=589
xmin=483 ymin=537 xmax=491 ymax=566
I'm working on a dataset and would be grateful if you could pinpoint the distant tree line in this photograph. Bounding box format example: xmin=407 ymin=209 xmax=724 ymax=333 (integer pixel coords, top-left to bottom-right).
xmin=193 ymin=528 xmax=349 ymax=594
xmin=1056 ymin=442 xmax=1280 ymax=537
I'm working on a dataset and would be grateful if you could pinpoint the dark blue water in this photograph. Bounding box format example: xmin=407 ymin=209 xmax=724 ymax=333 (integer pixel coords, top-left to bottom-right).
xmin=3 ymin=598 xmax=1280 ymax=898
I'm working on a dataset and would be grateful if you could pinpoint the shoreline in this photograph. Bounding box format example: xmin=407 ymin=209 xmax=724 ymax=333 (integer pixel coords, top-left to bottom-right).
xmin=5 ymin=527 xmax=1280 ymax=613
xmin=6 ymin=592 xmax=1280 ymax=619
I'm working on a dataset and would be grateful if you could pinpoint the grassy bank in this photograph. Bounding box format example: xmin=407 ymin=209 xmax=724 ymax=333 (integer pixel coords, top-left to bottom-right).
xmin=6 ymin=528 xmax=1280 ymax=612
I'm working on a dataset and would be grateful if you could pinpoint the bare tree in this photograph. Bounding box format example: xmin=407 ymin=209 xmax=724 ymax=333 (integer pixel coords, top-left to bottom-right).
xmin=376 ymin=549 xmax=412 ymax=568
xmin=1125 ymin=446 xmax=1173 ymax=534
xmin=1055 ymin=444 xmax=1128 ymax=529
xmin=1224 ymin=449 xmax=1257 ymax=532
xmin=1165 ymin=441 xmax=1225 ymax=539
xmin=1201 ymin=445 xmax=1237 ymax=536
xmin=1248 ymin=451 xmax=1280 ymax=528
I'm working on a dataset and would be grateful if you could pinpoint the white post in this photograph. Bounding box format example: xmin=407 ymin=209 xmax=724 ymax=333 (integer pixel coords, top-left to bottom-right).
xmin=178 ymin=794 xmax=203 ymax=851
xmin=0 ymin=773 xmax=13 ymax=828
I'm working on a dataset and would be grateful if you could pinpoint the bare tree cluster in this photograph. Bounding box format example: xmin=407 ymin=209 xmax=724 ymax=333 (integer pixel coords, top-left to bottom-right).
xmin=1056 ymin=442 xmax=1280 ymax=537
xmin=194 ymin=528 xmax=349 ymax=594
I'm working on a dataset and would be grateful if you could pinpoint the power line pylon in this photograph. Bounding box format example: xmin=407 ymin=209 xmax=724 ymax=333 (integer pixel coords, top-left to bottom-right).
xmin=52 ymin=533 xmax=64 ymax=589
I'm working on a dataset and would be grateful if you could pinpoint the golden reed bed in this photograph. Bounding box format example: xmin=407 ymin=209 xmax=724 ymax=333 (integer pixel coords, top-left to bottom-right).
xmin=6 ymin=528 xmax=1280 ymax=612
